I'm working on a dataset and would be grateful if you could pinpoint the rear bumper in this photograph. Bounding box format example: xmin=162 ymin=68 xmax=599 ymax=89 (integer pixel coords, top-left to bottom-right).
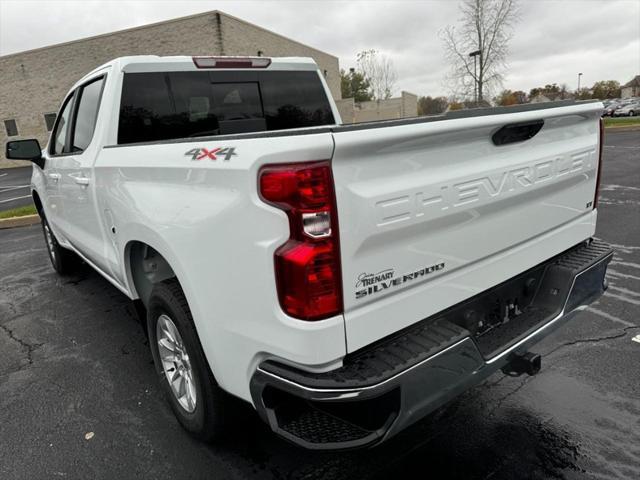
xmin=250 ymin=239 xmax=613 ymax=450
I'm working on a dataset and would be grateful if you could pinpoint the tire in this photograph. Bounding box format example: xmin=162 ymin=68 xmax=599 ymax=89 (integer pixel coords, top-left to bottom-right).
xmin=147 ymin=279 xmax=230 ymax=441
xmin=41 ymin=215 xmax=78 ymax=275
xmin=629 ymin=111 xmax=634 ymax=117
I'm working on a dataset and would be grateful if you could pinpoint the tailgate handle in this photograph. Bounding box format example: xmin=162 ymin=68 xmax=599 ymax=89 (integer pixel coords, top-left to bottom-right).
xmin=492 ymin=120 xmax=544 ymax=146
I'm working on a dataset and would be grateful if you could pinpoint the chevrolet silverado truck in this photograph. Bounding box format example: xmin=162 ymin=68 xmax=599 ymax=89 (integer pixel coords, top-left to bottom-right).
xmin=6 ymin=56 xmax=613 ymax=450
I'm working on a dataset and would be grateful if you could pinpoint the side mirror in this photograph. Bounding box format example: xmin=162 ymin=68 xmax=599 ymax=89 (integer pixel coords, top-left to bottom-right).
xmin=6 ymin=139 xmax=45 ymax=169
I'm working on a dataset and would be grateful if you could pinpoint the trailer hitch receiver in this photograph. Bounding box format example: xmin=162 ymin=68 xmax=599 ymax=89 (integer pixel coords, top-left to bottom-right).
xmin=501 ymin=352 xmax=541 ymax=377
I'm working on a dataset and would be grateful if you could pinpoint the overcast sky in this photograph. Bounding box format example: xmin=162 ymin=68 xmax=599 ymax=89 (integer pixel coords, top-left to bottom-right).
xmin=1 ymin=0 xmax=639 ymax=98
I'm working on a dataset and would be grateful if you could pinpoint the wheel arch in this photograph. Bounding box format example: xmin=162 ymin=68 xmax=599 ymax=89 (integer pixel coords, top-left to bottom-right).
xmin=119 ymin=225 xmax=227 ymax=391
xmin=119 ymin=226 xmax=203 ymax=327
xmin=126 ymin=240 xmax=178 ymax=306
xmin=32 ymin=190 xmax=44 ymax=216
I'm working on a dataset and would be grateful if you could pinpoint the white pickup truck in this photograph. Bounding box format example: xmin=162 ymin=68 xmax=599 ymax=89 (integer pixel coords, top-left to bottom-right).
xmin=6 ymin=56 xmax=613 ymax=450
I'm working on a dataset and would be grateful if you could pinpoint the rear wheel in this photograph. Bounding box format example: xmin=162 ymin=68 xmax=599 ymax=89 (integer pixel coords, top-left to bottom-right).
xmin=629 ymin=111 xmax=635 ymax=117
xmin=147 ymin=279 xmax=230 ymax=441
xmin=42 ymin=216 xmax=78 ymax=275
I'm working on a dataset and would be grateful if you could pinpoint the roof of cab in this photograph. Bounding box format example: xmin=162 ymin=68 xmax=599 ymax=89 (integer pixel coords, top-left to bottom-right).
xmin=82 ymin=55 xmax=318 ymax=79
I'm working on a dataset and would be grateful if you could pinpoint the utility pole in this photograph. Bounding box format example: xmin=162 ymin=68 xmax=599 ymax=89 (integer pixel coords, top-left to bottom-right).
xmin=469 ymin=50 xmax=481 ymax=105
xmin=577 ymin=72 xmax=583 ymax=93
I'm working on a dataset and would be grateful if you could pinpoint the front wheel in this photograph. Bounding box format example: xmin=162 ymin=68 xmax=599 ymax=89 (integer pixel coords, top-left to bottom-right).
xmin=42 ymin=216 xmax=78 ymax=275
xmin=629 ymin=111 xmax=635 ymax=117
xmin=147 ymin=279 xmax=231 ymax=441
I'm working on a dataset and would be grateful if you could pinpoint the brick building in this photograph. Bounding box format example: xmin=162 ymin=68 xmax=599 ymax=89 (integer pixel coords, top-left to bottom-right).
xmin=621 ymin=75 xmax=640 ymax=98
xmin=0 ymin=10 xmax=340 ymax=168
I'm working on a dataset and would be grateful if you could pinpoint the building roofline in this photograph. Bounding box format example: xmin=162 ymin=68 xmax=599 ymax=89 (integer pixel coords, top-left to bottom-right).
xmin=217 ymin=11 xmax=337 ymax=60
xmin=0 ymin=9 xmax=223 ymax=59
xmin=0 ymin=9 xmax=338 ymax=62
xmin=622 ymin=75 xmax=640 ymax=88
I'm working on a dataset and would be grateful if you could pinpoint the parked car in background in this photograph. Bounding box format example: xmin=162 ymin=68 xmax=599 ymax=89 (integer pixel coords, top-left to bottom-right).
xmin=613 ymin=101 xmax=640 ymax=116
xmin=603 ymin=98 xmax=636 ymax=116
xmin=602 ymin=101 xmax=622 ymax=116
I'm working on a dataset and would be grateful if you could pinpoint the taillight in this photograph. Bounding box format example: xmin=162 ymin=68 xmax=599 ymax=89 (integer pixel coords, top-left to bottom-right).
xmin=594 ymin=118 xmax=604 ymax=209
xmin=192 ymin=56 xmax=271 ymax=69
xmin=259 ymin=161 xmax=343 ymax=321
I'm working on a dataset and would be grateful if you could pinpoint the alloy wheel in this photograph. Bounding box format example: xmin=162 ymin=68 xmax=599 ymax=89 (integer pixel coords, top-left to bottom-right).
xmin=156 ymin=314 xmax=197 ymax=413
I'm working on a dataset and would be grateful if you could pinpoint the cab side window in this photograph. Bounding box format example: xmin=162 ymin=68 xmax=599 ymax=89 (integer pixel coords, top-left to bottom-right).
xmin=72 ymin=77 xmax=105 ymax=152
xmin=51 ymin=93 xmax=75 ymax=155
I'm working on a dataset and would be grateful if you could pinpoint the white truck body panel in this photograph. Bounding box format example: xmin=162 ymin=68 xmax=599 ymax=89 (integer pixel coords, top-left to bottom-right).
xmin=331 ymin=103 xmax=602 ymax=351
xmin=94 ymin=133 xmax=346 ymax=399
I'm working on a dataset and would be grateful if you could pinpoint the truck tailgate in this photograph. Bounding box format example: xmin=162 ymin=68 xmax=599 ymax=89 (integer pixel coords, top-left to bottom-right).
xmin=331 ymin=102 xmax=603 ymax=352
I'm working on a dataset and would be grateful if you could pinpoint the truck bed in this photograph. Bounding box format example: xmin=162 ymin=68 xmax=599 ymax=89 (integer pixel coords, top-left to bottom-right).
xmin=334 ymin=99 xmax=600 ymax=132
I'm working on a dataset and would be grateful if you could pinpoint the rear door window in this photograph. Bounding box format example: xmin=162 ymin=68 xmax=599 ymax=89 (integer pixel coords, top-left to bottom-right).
xmin=118 ymin=70 xmax=334 ymax=145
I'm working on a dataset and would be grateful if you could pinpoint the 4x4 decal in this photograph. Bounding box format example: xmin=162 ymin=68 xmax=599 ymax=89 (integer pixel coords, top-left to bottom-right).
xmin=185 ymin=147 xmax=237 ymax=161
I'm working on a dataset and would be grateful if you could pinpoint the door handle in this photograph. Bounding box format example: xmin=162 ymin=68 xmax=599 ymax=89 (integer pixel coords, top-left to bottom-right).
xmin=74 ymin=176 xmax=90 ymax=186
xmin=47 ymin=173 xmax=61 ymax=182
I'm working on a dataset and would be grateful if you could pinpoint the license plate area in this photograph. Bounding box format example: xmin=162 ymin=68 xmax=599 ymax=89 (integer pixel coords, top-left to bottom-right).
xmin=469 ymin=264 xmax=547 ymax=338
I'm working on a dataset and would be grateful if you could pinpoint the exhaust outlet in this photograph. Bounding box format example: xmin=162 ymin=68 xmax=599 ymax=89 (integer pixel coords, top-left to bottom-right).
xmin=501 ymin=352 xmax=541 ymax=377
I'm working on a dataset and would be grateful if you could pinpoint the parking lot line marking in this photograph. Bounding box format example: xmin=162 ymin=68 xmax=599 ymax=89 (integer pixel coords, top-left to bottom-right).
xmin=587 ymin=307 xmax=635 ymax=328
xmin=605 ymin=292 xmax=640 ymax=306
xmin=609 ymin=243 xmax=640 ymax=252
xmin=0 ymin=173 xmax=7 ymax=178
xmin=611 ymin=260 xmax=640 ymax=270
xmin=0 ymin=185 xmax=30 ymax=193
xmin=601 ymin=184 xmax=640 ymax=192
xmin=607 ymin=269 xmax=640 ymax=282
xmin=632 ymin=335 xmax=640 ymax=344
xmin=0 ymin=194 xmax=32 ymax=204
xmin=608 ymin=286 xmax=640 ymax=298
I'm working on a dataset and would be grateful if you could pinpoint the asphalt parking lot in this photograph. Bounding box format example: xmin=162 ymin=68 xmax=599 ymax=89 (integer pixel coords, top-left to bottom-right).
xmin=0 ymin=129 xmax=638 ymax=480
xmin=0 ymin=166 xmax=32 ymax=211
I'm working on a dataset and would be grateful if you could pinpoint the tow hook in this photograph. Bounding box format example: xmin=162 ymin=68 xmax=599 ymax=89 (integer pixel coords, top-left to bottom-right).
xmin=501 ymin=352 xmax=541 ymax=377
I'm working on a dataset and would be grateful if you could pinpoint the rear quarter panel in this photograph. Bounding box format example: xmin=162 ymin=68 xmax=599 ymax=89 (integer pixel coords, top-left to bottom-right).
xmin=94 ymin=132 xmax=346 ymax=402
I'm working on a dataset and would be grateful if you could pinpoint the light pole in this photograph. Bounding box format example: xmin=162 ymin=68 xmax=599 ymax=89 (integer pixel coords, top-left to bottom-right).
xmin=469 ymin=50 xmax=481 ymax=105
xmin=577 ymin=72 xmax=583 ymax=93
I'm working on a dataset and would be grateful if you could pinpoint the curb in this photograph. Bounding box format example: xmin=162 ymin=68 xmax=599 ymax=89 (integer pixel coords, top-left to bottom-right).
xmin=0 ymin=214 xmax=41 ymax=230
xmin=604 ymin=125 xmax=640 ymax=132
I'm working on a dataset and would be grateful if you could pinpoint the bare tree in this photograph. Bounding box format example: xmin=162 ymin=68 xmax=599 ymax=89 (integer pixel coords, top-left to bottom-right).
xmin=357 ymin=49 xmax=398 ymax=100
xmin=441 ymin=0 xmax=518 ymax=103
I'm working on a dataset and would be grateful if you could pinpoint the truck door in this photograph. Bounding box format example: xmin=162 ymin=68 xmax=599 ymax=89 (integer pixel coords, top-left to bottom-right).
xmin=42 ymin=91 xmax=76 ymax=238
xmin=57 ymin=74 xmax=111 ymax=273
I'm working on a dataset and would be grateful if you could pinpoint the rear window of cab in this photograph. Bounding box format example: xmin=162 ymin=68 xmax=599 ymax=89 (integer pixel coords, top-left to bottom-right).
xmin=118 ymin=70 xmax=335 ymax=144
